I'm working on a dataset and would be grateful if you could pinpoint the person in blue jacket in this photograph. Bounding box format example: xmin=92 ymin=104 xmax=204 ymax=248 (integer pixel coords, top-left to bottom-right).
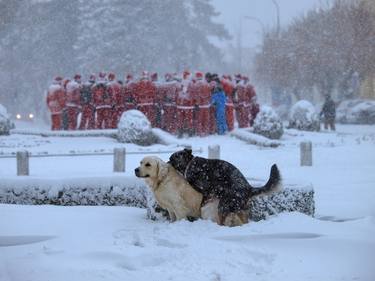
xmin=210 ymin=76 xmax=228 ymax=135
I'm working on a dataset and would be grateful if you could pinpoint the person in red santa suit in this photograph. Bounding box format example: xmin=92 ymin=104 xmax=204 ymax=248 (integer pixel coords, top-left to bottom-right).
xmin=191 ymin=71 xmax=211 ymax=136
xmin=242 ymin=76 xmax=259 ymax=126
xmin=133 ymin=71 xmax=157 ymax=126
xmin=93 ymin=72 xmax=112 ymax=129
xmin=78 ymin=74 xmax=96 ymax=130
xmin=234 ymin=74 xmax=250 ymax=128
xmin=46 ymin=76 xmax=66 ymax=130
xmin=159 ymin=73 xmax=179 ymax=134
xmin=65 ymin=74 xmax=82 ymax=130
xmin=221 ymin=75 xmax=235 ymax=131
xmin=107 ymin=72 xmax=123 ymax=128
xmin=176 ymin=70 xmax=195 ymax=137
xmin=124 ymin=74 xmax=136 ymax=111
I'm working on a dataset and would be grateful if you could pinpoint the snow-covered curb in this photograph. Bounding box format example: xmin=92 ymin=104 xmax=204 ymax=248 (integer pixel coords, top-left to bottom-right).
xmin=10 ymin=128 xmax=118 ymax=138
xmin=230 ymin=129 xmax=282 ymax=147
xmin=0 ymin=176 xmax=314 ymax=221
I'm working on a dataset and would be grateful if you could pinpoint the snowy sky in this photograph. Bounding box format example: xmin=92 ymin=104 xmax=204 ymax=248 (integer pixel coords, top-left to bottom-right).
xmin=212 ymin=0 xmax=324 ymax=48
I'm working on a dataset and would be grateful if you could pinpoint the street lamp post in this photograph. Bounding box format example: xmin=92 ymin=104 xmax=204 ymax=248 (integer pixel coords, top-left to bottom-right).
xmin=271 ymin=0 xmax=280 ymax=36
xmin=243 ymin=16 xmax=266 ymax=36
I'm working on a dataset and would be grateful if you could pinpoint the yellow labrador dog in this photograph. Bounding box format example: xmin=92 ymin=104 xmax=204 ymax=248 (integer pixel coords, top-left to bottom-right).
xmin=135 ymin=156 xmax=202 ymax=222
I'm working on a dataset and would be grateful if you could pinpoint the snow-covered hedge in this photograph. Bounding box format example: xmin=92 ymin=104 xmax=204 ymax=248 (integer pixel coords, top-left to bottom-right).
xmin=0 ymin=177 xmax=314 ymax=222
xmin=148 ymin=185 xmax=315 ymax=222
xmin=0 ymin=177 xmax=148 ymax=207
xmin=0 ymin=104 xmax=12 ymax=135
xmin=117 ymin=110 xmax=157 ymax=145
xmin=253 ymin=105 xmax=284 ymax=140
xmin=336 ymin=99 xmax=375 ymax=124
xmin=249 ymin=187 xmax=314 ymax=221
xmin=288 ymin=100 xmax=320 ymax=131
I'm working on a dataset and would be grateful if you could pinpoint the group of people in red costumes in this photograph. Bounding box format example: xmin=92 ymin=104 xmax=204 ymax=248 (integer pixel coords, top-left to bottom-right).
xmin=46 ymin=71 xmax=259 ymax=136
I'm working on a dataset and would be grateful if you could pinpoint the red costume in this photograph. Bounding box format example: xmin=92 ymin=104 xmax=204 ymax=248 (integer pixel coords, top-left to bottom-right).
xmin=133 ymin=72 xmax=157 ymax=126
xmin=221 ymin=76 xmax=235 ymax=131
xmin=65 ymin=74 xmax=82 ymax=130
xmin=107 ymin=73 xmax=124 ymax=128
xmin=46 ymin=77 xmax=66 ymax=130
xmin=124 ymin=75 xmax=136 ymax=111
xmin=176 ymin=72 xmax=194 ymax=136
xmin=93 ymin=73 xmax=112 ymax=129
xmin=160 ymin=74 xmax=179 ymax=134
xmin=78 ymin=74 xmax=96 ymax=130
xmin=190 ymin=72 xmax=211 ymax=136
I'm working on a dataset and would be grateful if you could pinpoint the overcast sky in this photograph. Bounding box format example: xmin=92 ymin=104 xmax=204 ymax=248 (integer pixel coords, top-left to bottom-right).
xmin=211 ymin=0 xmax=326 ymax=48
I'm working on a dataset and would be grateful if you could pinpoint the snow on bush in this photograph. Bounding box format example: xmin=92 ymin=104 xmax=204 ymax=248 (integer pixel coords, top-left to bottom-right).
xmin=117 ymin=110 xmax=157 ymax=145
xmin=0 ymin=177 xmax=148 ymax=207
xmin=0 ymin=177 xmax=314 ymax=222
xmin=249 ymin=187 xmax=315 ymax=221
xmin=0 ymin=104 xmax=12 ymax=135
xmin=337 ymin=99 xmax=375 ymax=124
xmin=288 ymin=100 xmax=320 ymax=131
xmin=147 ymin=185 xmax=315 ymax=222
xmin=253 ymin=105 xmax=284 ymax=139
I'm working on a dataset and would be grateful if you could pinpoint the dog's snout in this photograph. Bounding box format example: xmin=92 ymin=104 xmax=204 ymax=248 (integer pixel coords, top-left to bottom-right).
xmin=134 ymin=167 xmax=140 ymax=177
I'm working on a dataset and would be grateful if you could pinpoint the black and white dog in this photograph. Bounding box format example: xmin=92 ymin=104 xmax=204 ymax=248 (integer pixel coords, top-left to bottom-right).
xmin=168 ymin=148 xmax=281 ymax=226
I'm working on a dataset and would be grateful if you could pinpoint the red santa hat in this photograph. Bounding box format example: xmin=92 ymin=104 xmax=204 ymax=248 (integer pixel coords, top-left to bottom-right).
xmin=195 ymin=72 xmax=203 ymax=79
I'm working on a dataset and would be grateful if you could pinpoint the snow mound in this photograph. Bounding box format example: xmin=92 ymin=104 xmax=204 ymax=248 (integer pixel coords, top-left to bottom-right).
xmin=253 ymin=105 xmax=284 ymax=139
xmin=117 ymin=110 xmax=157 ymax=145
xmin=288 ymin=100 xmax=320 ymax=131
xmin=0 ymin=104 xmax=12 ymax=135
xmin=337 ymin=99 xmax=375 ymax=124
xmin=230 ymin=129 xmax=281 ymax=147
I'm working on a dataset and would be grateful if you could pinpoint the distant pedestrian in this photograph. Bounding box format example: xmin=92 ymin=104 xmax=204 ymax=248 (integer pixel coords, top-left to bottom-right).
xmin=211 ymin=78 xmax=228 ymax=135
xmin=320 ymin=95 xmax=336 ymax=131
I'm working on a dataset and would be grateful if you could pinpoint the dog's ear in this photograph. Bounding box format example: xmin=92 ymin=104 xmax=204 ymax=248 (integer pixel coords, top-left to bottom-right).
xmin=157 ymin=160 xmax=169 ymax=181
xmin=184 ymin=148 xmax=192 ymax=155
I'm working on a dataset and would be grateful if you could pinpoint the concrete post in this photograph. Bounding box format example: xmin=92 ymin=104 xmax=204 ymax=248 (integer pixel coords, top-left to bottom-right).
xmin=17 ymin=151 xmax=29 ymax=176
xmin=300 ymin=141 xmax=312 ymax=166
xmin=113 ymin=148 xmax=126 ymax=172
xmin=208 ymin=145 xmax=220 ymax=159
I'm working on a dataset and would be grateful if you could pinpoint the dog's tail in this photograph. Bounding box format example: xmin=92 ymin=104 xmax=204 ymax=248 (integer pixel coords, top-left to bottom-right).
xmin=251 ymin=164 xmax=281 ymax=197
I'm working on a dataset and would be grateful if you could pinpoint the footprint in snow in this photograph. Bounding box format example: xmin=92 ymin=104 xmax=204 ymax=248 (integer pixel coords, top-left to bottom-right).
xmin=213 ymin=232 xmax=322 ymax=242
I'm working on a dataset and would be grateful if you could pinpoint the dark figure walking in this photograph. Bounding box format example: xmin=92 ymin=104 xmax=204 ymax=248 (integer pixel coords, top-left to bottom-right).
xmin=320 ymin=95 xmax=336 ymax=131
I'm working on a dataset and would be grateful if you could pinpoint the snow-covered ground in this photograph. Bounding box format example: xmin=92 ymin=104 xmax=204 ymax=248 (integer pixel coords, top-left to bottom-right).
xmin=1 ymin=124 xmax=375 ymax=281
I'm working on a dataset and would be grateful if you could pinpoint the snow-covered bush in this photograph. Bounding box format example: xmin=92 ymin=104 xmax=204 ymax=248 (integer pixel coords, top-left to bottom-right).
xmin=0 ymin=104 xmax=12 ymax=135
xmin=337 ymin=99 xmax=375 ymax=124
xmin=288 ymin=100 xmax=320 ymax=131
xmin=117 ymin=110 xmax=157 ymax=145
xmin=253 ymin=105 xmax=284 ymax=139
xmin=0 ymin=177 xmax=314 ymax=222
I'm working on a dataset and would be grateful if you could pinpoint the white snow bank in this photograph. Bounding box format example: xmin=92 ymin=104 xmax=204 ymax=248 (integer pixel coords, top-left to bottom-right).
xmin=230 ymin=128 xmax=281 ymax=147
xmin=0 ymin=204 xmax=373 ymax=281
